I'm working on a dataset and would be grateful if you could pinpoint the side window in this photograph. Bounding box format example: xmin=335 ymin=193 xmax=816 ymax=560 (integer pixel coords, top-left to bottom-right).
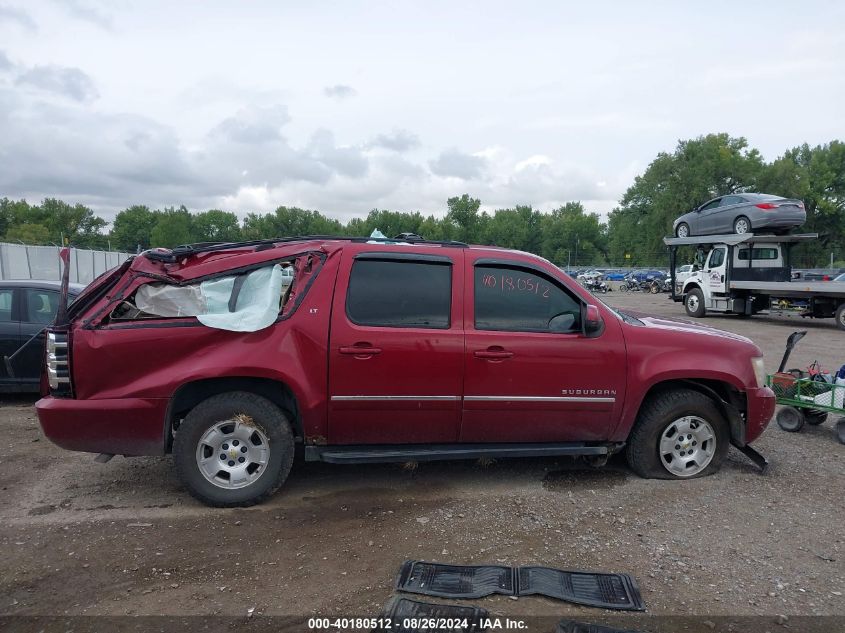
xmin=346 ymin=259 xmax=451 ymax=329
xmin=708 ymin=248 xmax=726 ymax=268
xmin=700 ymin=199 xmax=721 ymax=211
xmin=721 ymin=195 xmax=742 ymax=206
xmin=24 ymin=289 xmax=59 ymax=324
xmin=474 ymin=265 xmax=581 ymax=333
xmin=0 ymin=289 xmax=13 ymax=322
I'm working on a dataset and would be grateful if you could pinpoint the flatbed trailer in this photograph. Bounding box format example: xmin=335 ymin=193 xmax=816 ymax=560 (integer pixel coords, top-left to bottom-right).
xmin=664 ymin=232 xmax=845 ymax=331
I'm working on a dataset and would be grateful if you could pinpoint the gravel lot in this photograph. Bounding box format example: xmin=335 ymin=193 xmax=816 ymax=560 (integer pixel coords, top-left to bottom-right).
xmin=1 ymin=291 xmax=843 ymax=631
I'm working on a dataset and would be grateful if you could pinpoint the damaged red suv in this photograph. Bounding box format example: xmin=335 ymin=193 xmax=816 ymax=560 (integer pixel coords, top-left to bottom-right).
xmin=36 ymin=236 xmax=775 ymax=506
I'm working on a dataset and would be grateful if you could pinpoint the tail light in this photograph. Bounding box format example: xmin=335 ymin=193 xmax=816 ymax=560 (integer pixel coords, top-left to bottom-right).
xmin=46 ymin=331 xmax=72 ymax=397
xmin=755 ymin=203 xmax=779 ymax=210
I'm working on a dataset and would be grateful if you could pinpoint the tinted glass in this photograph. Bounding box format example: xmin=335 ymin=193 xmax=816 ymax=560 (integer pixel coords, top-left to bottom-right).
xmin=0 ymin=289 xmax=12 ymax=322
xmin=346 ymin=259 xmax=451 ymax=328
xmin=738 ymin=248 xmax=778 ymax=260
xmin=708 ymin=248 xmax=725 ymax=268
xmin=25 ymin=289 xmax=60 ymax=324
xmin=474 ymin=265 xmax=581 ymax=332
xmin=700 ymin=199 xmax=721 ymax=210
xmin=722 ymin=196 xmax=743 ymax=206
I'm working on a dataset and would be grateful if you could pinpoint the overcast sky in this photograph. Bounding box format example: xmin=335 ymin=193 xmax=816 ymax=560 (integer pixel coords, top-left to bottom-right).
xmin=1 ymin=1 xmax=844 ymax=224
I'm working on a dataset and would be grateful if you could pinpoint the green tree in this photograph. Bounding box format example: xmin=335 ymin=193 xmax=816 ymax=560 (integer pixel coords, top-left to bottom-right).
xmin=445 ymin=194 xmax=482 ymax=243
xmin=110 ymin=205 xmax=159 ymax=252
xmin=193 ymin=209 xmax=242 ymax=243
xmin=241 ymin=206 xmax=342 ymax=240
xmin=150 ymin=206 xmax=195 ymax=248
xmin=5 ymin=223 xmax=51 ymax=245
xmin=608 ymin=133 xmax=766 ymax=265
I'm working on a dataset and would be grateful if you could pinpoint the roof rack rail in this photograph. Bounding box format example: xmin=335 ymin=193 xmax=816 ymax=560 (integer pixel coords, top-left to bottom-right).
xmin=143 ymin=235 xmax=469 ymax=263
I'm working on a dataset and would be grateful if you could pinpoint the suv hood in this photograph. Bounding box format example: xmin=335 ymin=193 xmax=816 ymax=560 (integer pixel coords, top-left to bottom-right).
xmin=619 ymin=310 xmax=754 ymax=344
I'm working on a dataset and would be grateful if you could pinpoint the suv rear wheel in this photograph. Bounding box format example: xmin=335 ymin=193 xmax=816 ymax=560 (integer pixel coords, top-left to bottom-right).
xmin=626 ymin=389 xmax=729 ymax=479
xmin=173 ymin=391 xmax=295 ymax=507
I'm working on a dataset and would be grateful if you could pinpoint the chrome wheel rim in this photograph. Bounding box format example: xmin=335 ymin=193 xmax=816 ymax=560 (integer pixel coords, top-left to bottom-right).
xmin=196 ymin=417 xmax=270 ymax=489
xmin=659 ymin=416 xmax=716 ymax=477
xmin=686 ymin=294 xmax=699 ymax=312
xmin=735 ymin=218 xmax=749 ymax=234
xmin=677 ymin=225 xmax=689 ymax=237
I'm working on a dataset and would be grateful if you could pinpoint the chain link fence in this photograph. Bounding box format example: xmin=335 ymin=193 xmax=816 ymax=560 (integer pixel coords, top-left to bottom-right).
xmin=0 ymin=243 xmax=132 ymax=285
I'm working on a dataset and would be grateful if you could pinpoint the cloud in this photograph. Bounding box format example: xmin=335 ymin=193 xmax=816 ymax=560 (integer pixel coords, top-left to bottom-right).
xmin=429 ymin=148 xmax=487 ymax=180
xmin=0 ymin=50 xmax=12 ymax=72
xmin=306 ymin=129 xmax=368 ymax=178
xmin=0 ymin=4 xmax=36 ymax=30
xmin=15 ymin=65 xmax=99 ymax=102
xmin=209 ymin=104 xmax=290 ymax=144
xmin=323 ymin=84 xmax=357 ymax=100
xmin=368 ymin=129 xmax=420 ymax=152
xmin=56 ymin=0 xmax=112 ymax=29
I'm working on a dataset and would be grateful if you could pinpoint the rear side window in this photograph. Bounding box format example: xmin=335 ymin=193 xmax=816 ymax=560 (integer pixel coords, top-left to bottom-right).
xmin=0 ymin=289 xmax=12 ymax=321
xmin=24 ymin=289 xmax=59 ymax=324
xmin=346 ymin=259 xmax=451 ymax=329
xmin=737 ymin=247 xmax=778 ymax=260
xmin=474 ymin=265 xmax=581 ymax=333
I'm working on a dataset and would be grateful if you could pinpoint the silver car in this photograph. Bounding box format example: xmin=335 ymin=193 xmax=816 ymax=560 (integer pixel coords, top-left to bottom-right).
xmin=673 ymin=193 xmax=806 ymax=237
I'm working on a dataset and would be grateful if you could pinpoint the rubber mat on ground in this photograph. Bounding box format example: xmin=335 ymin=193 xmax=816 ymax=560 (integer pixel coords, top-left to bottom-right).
xmin=396 ymin=561 xmax=645 ymax=611
xmin=519 ymin=567 xmax=645 ymax=611
xmin=377 ymin=596 xmax=489 ymax=632
xmin=395 ymin=560 xmax=515 ymax=599
xmin=557 ymin=620 xmax=645 ymax=633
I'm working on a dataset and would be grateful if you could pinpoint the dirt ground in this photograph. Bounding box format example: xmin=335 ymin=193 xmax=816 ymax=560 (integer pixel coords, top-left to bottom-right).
xmin=1 ymin=291 xmax=843 ymax=631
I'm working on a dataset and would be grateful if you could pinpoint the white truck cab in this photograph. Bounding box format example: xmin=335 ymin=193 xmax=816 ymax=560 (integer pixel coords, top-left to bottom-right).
xmin=664 ymin=233 xmax=845 ymax=330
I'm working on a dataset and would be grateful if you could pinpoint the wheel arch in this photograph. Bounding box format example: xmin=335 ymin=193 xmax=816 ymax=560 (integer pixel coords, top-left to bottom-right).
xmin=164 ymin=376 xmax=303 ymax=453
xmin=629 ymin=378 xmax=747 ymax=447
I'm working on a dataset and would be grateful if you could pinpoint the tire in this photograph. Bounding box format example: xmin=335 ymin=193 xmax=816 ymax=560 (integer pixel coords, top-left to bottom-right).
xmin=836 ymin=418 xmax=845 ymax=445
xmin=684 ymin=288 xmax=706 ymax=318
xmin=173 ymin=391 xmax=295 ymax=507
xmin=836 ymin=303 xmax=845 ymax=332
xmin=805 ymin=410 xmax=828 ymax=426
xmin=626 ymin=389 xmax=729 ymax=479
xmin=733 ymin=216 xmax=751 ymax=234
xmin=776 ymin=406 xmax=805 ymax=433
xmin=676 ymin=223 xmax=690 ymax=238
xmin=619 ymin=284 xmax=629 ymax=292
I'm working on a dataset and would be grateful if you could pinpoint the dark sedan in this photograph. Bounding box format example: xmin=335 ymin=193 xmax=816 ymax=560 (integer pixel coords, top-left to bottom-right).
xmin=1 ymin=280 xmax=85 ymax=393
xmin=673 ymin=193 xmax=806 ymax=237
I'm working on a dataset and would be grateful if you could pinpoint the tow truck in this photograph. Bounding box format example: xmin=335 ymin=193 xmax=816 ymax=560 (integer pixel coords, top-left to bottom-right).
xmin=665 ymin=233 xmax=845 ymax=331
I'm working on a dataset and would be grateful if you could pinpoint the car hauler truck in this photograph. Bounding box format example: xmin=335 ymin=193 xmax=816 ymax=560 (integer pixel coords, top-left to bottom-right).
xmin=665 ymin=233 xmax=845 ymax=331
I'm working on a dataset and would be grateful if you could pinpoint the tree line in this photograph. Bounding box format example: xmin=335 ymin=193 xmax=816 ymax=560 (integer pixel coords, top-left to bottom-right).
xmin=2 ymin=134 xmax=843 ymax=268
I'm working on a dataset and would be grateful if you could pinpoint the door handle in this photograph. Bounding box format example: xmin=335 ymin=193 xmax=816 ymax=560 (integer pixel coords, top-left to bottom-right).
xmin=474 ymin=348 xmax=514 ymax=360
xmin=339 ymin=345 xmax=382 ymax=356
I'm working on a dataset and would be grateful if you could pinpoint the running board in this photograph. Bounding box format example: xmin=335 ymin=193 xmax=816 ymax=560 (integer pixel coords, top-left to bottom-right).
xmin=305 ymin=442 xmax=622 ymax=464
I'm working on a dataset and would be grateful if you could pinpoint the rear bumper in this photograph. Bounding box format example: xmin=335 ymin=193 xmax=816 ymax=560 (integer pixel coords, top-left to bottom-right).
xmin=745 ymin=386 xmax=776 ymax=443
xmin=35 ymin=396 xmax=168 ymax=456
xmin=753 ymin=213 xmax=806 ymax=229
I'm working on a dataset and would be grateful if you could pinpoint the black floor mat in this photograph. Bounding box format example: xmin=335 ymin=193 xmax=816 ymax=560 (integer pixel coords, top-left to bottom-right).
xmin=557 ymin=621 xmax=645 ymax=633
xmin=377 ymin=596 xmax=489 ymax=632
xmin=395 ymin=561 xmax=645 ymax=611
xmin=519 ymin=567 xmax=645 ymax=611
xmin=395 ymin=560 xmax=515 ymax=599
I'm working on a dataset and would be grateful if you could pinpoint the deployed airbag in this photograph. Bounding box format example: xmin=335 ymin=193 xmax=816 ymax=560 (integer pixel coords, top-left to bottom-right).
xmin=134 ymin=264 xmax=284 ymax=332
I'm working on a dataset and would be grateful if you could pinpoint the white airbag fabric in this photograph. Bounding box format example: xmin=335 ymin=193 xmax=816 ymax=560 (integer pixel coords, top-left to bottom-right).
xmin=134 ymin=264 xmax=284 ymax=332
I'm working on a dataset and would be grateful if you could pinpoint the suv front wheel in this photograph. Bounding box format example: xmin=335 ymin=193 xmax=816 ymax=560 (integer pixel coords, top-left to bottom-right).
xmin=626 ymin=389 xmax=729 ymax=479
xmin=173 ymin=391 xmax=295 ymax=507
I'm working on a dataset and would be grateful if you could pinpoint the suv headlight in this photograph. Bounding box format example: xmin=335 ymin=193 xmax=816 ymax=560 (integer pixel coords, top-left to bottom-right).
xmin=750 ymin=357 xmax=766 ymax=388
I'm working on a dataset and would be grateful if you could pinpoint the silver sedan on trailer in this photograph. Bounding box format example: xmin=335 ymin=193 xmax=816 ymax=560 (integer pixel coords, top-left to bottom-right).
xmin=673 ymin=193 xmax=806 ymax=237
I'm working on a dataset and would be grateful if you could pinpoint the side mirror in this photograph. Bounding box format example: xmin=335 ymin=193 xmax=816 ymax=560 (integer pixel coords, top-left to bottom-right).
xmin=584 ymin=304 xmax=604 ymax=336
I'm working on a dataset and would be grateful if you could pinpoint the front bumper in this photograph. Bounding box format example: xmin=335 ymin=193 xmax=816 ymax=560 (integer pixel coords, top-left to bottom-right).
xmin=745 ymin=386 xmax=776 ymax=443
xmin=36 ymin=396 xmax=168 ymax=456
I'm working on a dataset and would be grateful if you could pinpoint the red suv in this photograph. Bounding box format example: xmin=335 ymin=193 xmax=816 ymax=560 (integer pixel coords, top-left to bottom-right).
xmin=36 ymin=237 xmax=775 ymax=506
